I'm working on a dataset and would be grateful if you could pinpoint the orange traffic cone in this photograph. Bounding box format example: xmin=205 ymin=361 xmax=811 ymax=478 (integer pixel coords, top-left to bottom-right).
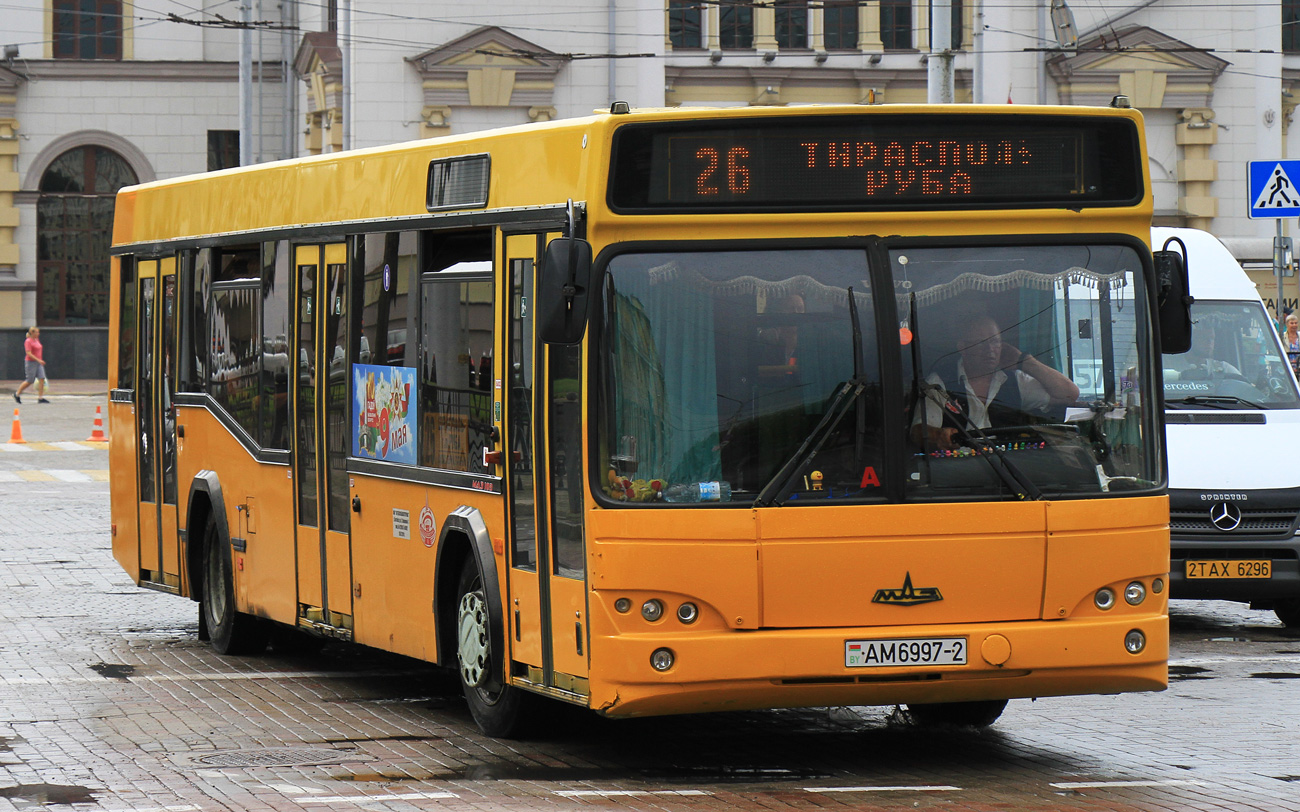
xmin=9 ymin=407 xmax=24 ymax=444
xmin=87 ymin=405 xmax=107 ymax=442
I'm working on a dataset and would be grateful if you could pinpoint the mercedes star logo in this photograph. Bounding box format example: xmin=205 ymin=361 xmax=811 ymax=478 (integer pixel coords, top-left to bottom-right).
xmin=1209 ymin=502 xmax=1243 ymax=532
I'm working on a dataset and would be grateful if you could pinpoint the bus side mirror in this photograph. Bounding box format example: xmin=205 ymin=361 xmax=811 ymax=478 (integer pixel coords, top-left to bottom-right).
xmin=539 ymin=237 xmax=595 ymax=345
xmin=1155 ymin=236 xmax=1193 ymax=354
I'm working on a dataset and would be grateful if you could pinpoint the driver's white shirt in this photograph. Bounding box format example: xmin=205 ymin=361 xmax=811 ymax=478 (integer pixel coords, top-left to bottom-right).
xmin=921 ymin=360 xmax=1052 ymax=430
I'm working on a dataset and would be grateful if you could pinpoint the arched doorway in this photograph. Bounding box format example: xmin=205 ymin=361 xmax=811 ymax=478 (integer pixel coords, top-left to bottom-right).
xmin=37 ymin=146 xmax=138 ymax=325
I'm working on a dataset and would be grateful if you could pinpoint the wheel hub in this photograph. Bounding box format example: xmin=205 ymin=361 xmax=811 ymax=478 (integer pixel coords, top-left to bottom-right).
xmin=457 ymin=590 xmax=490 ymax=688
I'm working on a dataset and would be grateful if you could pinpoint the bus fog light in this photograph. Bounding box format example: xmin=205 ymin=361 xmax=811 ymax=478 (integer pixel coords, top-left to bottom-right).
xmin=1152 ymin=578 xmax=1164 ymax=594
xmin=641 ymin=599 xmax=664 ymax=621
xmin=614 ymin=598 xmax=631 ymax=613
xmin=1124 ymin=629 xmax=1146 ymax=654
xmin=677 ymin=602 xmax=698 ymax=623
xmin=650 ymin=648 xmax=675 ymax=671
xmin=1094 ymin=588 xmax=1116 ymax=610
xmin=1124 ymin=581 xmax=1147 ymax=605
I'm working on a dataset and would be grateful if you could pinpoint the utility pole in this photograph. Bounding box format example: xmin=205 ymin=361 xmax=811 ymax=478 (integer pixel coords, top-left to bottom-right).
xmin=341 ymin=0 xmax=351 ymax=150
xmin=927 ymin=0 xmax=953 ymax=103
xmin=239 ymin=1 xmax=253 ymax=165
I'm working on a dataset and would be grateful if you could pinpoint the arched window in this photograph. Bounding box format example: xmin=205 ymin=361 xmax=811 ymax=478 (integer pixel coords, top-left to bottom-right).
xmin=37 ymin=146 xmax=137 ymax=325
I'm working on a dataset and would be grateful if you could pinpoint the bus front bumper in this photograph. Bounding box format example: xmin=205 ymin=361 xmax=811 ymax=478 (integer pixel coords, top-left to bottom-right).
xmin=586 ymin=615 xmax=1167 ymax=718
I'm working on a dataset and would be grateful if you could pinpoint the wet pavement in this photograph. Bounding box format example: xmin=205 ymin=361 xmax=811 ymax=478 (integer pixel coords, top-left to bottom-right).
xmin=1 ymin=394 xmax=1299 ymax=811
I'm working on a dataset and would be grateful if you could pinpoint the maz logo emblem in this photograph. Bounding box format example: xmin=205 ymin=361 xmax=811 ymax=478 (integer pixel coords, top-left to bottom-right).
xmin=872 ymin=572 xmax=943 ymax=606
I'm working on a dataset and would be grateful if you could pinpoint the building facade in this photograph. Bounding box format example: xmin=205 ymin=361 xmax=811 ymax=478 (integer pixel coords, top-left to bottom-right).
xmin=3 ymin=0 xmax=1299 ymax=376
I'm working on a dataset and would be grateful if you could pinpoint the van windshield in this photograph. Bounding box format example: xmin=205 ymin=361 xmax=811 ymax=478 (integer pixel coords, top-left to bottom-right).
xmin=1163 ymin=300 xmax=1300 ymax=409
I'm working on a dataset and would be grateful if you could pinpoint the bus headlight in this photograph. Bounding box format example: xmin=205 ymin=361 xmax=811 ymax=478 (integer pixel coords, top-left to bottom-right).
xmin=1094 ymin=588 xmax=1116 ymax=610
xmin=677 ymin=602 xmax=698 ymax=624
xmin=1124 ymin=629 xmax=1146 ymax=654
xmin=650 ymin=648 xmax=675 ymax=671
xmin=641 ymin=599 xmax=664 ymax=622
xmin=1124 ymin=581 xmax=1147 ymax=605
xmin=614 ymin=598 xmax=631 ymax=613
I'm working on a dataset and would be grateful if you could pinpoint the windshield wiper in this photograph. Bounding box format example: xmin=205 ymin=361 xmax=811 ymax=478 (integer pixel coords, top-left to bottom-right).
xmin=1167 ymin=394 xmax=1265 ymax=410
xmin=754 ymin=286 xmax=867 ymax=508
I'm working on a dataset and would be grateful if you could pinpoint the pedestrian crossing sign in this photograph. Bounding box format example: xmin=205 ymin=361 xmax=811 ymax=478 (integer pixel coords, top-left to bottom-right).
xmin=1249 ymin=160 xmax=1300 ymax=218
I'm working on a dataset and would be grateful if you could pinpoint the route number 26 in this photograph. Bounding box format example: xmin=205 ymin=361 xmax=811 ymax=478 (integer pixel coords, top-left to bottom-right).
xmin=696 ymin=146 xmax=751 ymax=196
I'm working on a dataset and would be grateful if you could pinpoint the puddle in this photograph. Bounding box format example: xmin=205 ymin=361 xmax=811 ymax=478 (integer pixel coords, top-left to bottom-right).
xmin=0 ymin=784 xmax=97 ymax=804
xmin=1168 ymin=666 xmax=1213 ymax=681
xmin=333 ymin=772 xmax=444 ymax=782
xmin=441 ymin=763 xmax=831 ymax=783
xmin=1209 ymin=637 xmax=1249 ymax=643
xmin=325 ymin=735 xmax=442 ymax=744
xmin=1275 ymin=775 xmax=1300 ymax=782
xmin=640 ymin=765 xmax=833 ymax=782
xmin=89 ymin=662 xmax=136 ymax=680
xmin=1249 ymin=672 xmax=1300 ymax=679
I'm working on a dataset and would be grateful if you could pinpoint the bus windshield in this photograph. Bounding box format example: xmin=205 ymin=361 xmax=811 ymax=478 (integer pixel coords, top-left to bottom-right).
xmin=896 ymin=243 xmax=1157 ymax=499
xmin=1162 ymin=300 xmax=1300 ymax=409
xmin=597 ymin=242 xmax=1159 ymax=505
xmin=599 ymin=249 xmax=883 ymax=504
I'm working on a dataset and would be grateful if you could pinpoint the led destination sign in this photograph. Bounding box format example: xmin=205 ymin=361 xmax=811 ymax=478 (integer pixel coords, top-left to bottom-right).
xmin=608 ymin=115 xmax=1142 ymax=212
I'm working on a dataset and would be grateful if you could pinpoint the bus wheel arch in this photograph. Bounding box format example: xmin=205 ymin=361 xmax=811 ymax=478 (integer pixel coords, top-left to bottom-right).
xmin=185 ymin=472 xmax=230 ymax=606
xmin=434 ymin=507 xmax=502 ymax=669
xmin=435 ymin=506 xmax=533 ymax=737
xmin=188 ymin=471 xmax=268 ymax=656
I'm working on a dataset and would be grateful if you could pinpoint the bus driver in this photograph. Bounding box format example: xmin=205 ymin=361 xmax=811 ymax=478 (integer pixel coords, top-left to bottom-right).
xmin=913 ymin=315 xmax=1080 ymax=450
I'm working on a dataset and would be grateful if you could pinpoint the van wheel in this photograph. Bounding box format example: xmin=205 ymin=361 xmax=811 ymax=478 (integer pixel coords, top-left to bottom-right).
xmin=1275 ymin=599 xmax=1300 ymax=628
xmin=456 ymin=559 xmax=532 ymax=738
xmin=201 ymin=518 xmax=269 ymax=656
xmin=904 ymin=699 xmax=1008 ymax=728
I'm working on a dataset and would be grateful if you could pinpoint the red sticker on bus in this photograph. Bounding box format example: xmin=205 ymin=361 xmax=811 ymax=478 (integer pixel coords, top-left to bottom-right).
xmin=419 ymin=506 xmax=437 ymax=548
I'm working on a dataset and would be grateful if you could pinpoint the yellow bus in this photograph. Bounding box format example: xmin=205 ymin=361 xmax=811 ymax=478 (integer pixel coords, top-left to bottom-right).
xmin=109 ymin=101 xmax=1190 ymax=736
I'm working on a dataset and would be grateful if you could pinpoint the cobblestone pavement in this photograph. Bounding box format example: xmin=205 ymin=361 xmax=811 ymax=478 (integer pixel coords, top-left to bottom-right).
xmin=2 ymin=395 xmax=1299 ymax=811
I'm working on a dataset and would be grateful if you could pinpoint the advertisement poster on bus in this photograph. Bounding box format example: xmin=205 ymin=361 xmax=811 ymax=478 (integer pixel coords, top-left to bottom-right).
xmin=353 ymin=364 xmax=417 ymax=465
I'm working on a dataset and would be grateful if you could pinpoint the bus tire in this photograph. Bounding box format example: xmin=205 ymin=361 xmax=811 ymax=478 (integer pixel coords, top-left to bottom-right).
xmin=201 ymin=518 xmax=269 ymax=656
xmin=456 ymin=559 xmax=532 ymax=738
xmin=904 ymin=699 xmax=1007 ymax=728
xmin=1274 ymin=599 xmax=1300 ymax=628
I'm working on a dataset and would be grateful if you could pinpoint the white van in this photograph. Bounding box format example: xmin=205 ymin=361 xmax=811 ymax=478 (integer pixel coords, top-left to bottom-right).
xmin=1157 ymin=226 xmax=1300 ymax=626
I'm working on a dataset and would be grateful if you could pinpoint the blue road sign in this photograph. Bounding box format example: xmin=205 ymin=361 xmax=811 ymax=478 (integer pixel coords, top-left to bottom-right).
xmin=1249 ymin=160 xmax=1300 ymax=218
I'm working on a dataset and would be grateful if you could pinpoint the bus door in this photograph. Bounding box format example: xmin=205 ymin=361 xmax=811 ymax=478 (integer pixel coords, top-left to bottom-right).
xmin=504 ymin=232 xmax=589 ymax=697
xmin=293 ymin=243 xmax=354 ymax=633
xmin=135 ymin=256 xmax=181 ymax=590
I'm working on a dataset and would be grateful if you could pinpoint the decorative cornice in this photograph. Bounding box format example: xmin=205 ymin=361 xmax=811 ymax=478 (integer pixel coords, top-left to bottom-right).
xmin=407 ymin=25 xmax=562 ymax=73
xmin=294 ymin=31 xmax=341 ymax=79
xmin=407 ymin=26 xmax=560 ymax=110
xmin=1047 ymin=25 xmax=1228 ymax=108
xmin=4 ymin=59 xmax=284 ymax=83
xmin=0 ymin=65 xmax=26 ymax=92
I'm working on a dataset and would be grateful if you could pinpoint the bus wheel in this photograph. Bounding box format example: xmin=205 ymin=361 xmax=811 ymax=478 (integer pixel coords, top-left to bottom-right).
xmin=456 ymin=560 xmax=530 ymax=738
xmin=201 ymin=518 xmax=269 ymax=656
xmin=904 ymin=699 xmax=1007 ymax=728
xmin=1275 ymin=599 xmax=1300 ymax=628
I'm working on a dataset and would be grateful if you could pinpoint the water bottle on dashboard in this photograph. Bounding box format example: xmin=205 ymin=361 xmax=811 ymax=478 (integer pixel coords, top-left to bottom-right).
xmin=663 ymin=481 xmax=733 ymax=503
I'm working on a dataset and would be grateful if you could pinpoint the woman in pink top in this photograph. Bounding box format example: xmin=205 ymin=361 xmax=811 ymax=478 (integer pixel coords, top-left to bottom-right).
xmin=14 ymin=326 xmax=48 ymax=404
